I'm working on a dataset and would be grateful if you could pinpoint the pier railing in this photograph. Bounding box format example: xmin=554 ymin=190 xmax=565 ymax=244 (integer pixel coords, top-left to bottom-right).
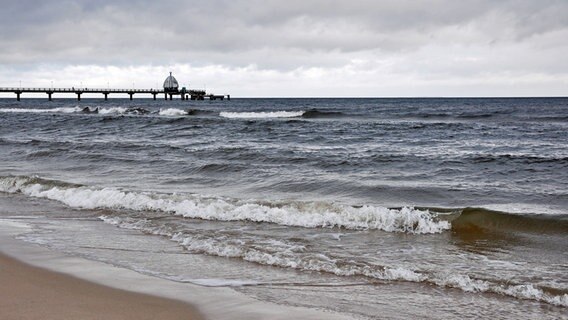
xmin=0 ymin=87 xmax=165 ymax=93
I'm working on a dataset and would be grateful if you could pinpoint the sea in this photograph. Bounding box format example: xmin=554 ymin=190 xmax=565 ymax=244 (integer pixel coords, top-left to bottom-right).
xmin=0 ymin=97 xmax=567 ymax=319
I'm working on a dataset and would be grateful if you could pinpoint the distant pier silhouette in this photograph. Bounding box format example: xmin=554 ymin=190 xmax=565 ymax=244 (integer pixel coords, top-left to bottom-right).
xmin=0 ymin=73 xmax=230 ymax=101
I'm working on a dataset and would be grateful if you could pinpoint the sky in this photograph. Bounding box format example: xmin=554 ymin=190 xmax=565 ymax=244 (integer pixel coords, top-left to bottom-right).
xmin=1 ymin=0 xmax=567 ymax=97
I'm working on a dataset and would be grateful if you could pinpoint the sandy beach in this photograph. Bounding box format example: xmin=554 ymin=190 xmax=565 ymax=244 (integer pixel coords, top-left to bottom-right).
xmin=0 ymin=252 xmax=203 ymax=320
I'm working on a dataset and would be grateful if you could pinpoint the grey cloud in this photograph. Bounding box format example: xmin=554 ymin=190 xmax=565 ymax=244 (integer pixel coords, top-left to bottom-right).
xmin=1 ymin=0 xmax=567 ymax=76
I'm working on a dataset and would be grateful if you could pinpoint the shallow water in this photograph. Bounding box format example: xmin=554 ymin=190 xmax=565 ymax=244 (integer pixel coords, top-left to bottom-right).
xmin=1 ymin=98 xmax=567 ymax=319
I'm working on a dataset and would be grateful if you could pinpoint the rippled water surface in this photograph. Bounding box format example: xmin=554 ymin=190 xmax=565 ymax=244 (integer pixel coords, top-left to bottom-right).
xmin=1 ymin=98 xmax=567 ymax=319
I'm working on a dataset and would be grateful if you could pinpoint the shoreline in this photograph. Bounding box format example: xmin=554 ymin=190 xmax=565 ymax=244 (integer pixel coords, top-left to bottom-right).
xmin=0 ymin=219 xmax=352 ymax=320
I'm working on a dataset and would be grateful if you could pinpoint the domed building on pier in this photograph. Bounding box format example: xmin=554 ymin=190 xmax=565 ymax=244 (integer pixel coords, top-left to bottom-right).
xmin=163 ymin=72 xmax=179 ymax=93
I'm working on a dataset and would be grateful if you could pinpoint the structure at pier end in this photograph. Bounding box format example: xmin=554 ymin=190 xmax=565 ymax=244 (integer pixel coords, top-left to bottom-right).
xmin=162 ymin=72 xmax=208 ymax=100
xmin=163 ymin=72 xmax=179 ymax=93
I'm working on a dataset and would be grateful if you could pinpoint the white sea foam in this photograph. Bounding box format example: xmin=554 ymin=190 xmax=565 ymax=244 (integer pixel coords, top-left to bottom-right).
xmin=159 ymin=108 xmax=187 ymax=116
xmin=98 ymin=214 xmax=568 ymax=307
xmin=98 ymin=107 xmax=128 ymax=115
xmin=433 ymin=274 xmax=490 ymax=292
xmin=496 ymin=285 xmax=568 ymax=306
xmin=0 ymin=176 xmax=449 ymax=234
xmin=433 ymin=274 xmax=568 ymax=307
xmin=220 ymin=111 xmax=304 ymax=119
xmin=0 ymin=106 xmax=129 ymax=115
xmin=100 ymin=215 xmax=428 ymax=281
xmin=0 ymin=107 xmax=82 ymax=114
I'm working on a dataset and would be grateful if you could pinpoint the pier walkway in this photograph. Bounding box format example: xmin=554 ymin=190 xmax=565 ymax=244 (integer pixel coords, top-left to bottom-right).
xmin=0 ymin=87 xmax=229 ymax=101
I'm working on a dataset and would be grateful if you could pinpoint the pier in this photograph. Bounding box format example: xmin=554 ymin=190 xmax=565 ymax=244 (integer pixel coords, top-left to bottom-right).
xmin=0 ymin=73 xmax=230 ymax=101
xmin=0 ymin=87 xmax=230 ymax=101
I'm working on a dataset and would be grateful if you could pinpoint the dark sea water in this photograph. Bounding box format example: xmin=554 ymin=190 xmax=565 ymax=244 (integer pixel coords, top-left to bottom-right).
xmin=1 ymin=97 xmax=567 ymax=319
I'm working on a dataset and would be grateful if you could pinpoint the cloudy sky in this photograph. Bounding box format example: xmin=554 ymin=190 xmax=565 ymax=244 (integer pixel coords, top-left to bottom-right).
xmin=1 ymin=0 xmax=567 ymax=97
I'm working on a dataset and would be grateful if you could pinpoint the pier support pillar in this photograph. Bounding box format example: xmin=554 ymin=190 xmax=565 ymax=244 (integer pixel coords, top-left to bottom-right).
xmin=76 ymin=92 xmax=82 ymax=101
xmin=164 ymin=93 xmax=167 ymax=100
xmin=16 ymin=92 xmax=21 ymax=101
xmin=227 ymin=95 xmax=230 ymax=101
xmin=129 ymin=92 xmax=134 ymax=100
xmin=186 ymin=95 xmax=189 ymax=100
xmin=152 ymin=93 xmax=157 ymax=100
xmin=103 ymin=93 xmax=108 ymax=101
xmin=169 ymin=94 xmax=173 ymax=100
xmin=47 ymin=92 xmax=53 ymax=101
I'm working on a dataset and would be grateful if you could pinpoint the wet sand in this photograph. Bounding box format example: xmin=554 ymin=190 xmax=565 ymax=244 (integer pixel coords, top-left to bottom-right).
xmin=0 ymin=253 xmax=203 ymax=320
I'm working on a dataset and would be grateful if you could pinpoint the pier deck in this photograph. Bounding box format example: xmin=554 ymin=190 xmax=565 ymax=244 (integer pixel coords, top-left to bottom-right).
xmin=0 ymin=87 xmax=229 ymax=101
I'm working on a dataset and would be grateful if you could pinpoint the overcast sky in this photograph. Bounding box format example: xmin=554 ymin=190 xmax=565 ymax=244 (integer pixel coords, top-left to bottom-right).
xmin=1 ymin=0 xmax=567 ymax=97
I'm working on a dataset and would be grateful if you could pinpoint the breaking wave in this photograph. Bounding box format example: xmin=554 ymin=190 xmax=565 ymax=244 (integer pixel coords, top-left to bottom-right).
xmin=98 ymin=107 xmax=128 ymax=114
xmin=219 ymin=109 xmax=346 ymax=119
xmin=159 ymin=108 xmax=187 ymax=116
xmin=2 ymin=176 xmax=566 ymax=237
xmin=0 ymin=106 xmax=153 ymax=115
xmin=0 ymin=107 xmax=83 ymax=114
xmin=0 ymin=175 xmax=449 ymax=234
xmin=220 ymin=111 xmax=305 ymax=119
xmin=1 ymin=107 xmax=348 ymax=120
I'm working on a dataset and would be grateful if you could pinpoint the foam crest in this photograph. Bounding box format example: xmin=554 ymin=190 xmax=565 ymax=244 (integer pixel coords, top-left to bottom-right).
xmin=433 ymin=274 xmax=490 ymax=292
xmin=0 ymin=107 xmax=82 ymax=114
xmin=98 ymin=107 xmax=128 ymax=115
xmin=0 ymin=176 xmax=449 ymax=234
xmin=159 ymin=108 xmax=187 ymax=116
xmin=220 ymin=111 xmax=304 ymax=119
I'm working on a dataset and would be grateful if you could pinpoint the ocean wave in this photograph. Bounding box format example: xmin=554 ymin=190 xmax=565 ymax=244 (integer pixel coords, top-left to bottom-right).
xmin=3 ymin=176 xmax=566 ymax=236
xmin=99 ymin=214 xmax=568 ymax=307
xmin=96 ymin=107 xmax=126 ymax=114
xmin=530 ymin=115 xmax=568 ymax=122
xmin=450 ymin=207 xmax=568 ymax=234
xmin=186 ymin=109 xmax=216 ymax=116
xmin=100 ymin=107 xmax=152 ymax=115
xmin=220 ymin=111 xmax=305 ymax=119
xmin=407 ymin=110 xmax=509 ymax=120
xmin=0 ymin=175 xmax=449 ymax=234
xmin=156 ymin=108 xmax=216 ymax=117
xmin=159 ymin=108 xmax=187 ymax=116
xmin=0 ymin=107 xmax=83 ymax=114
xmin=470 ymin=154 xmax=568 ymax=165
xmin=301 ymin=109 xmax=346 ymax=119
xmin=0 ymin=106 xmax=347 ymax=120
xmin=219 ymin=109 xmax=346 ymax=119
xmin=0 ymin=106 xmax=153 ymax=116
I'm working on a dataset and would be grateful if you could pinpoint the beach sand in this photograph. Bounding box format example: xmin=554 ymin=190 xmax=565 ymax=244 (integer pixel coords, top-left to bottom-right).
xmin=0 ymin=253 xmax=203 ymax=320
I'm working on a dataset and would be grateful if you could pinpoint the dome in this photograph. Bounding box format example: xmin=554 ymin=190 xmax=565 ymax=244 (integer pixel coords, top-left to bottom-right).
xmin=163 ymin=72 xmax=179 ymax=91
